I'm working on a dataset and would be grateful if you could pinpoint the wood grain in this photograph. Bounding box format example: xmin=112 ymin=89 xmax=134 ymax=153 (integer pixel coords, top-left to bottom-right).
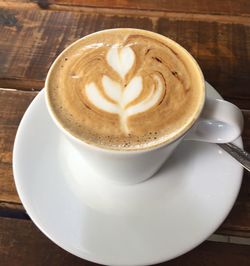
xmin=0 ymin=217 xmax=98 ymax=266
xmin=0 ymin=88 xmax=249 ymax=237
xmin=3 ymin=1 xmax=250 ymax=24
xmin=219 ymin=172 xmax=250 ymax=237
xmin=62 ymin=0 xmax=248 ymax=16
xmin=1 ymin=217 xmax=250 ymax=266
xmin=0 ymin=201 xmax=27 ymax=219
xmin=4 ymin=0 xmax=250 ymax=16
xmin=14 ymin=0 xmax=250 ymax=16
xmin=0 ymin=4 xmax=249 ymax=108
xmin=0 ymin=89 xmax=37 ymax=203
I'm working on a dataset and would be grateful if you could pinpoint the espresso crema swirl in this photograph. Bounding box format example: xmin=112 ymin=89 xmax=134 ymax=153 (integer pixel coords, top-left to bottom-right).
xmin=46 ymin=29 xmax=204 ymax=150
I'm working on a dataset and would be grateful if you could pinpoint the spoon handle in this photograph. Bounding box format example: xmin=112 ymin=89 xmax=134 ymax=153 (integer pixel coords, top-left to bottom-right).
xmin=218 ymin=143 xmax=250 ymax=172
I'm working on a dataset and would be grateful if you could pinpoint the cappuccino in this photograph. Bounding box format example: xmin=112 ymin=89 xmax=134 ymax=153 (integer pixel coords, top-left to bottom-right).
xmin=46 ymin=29 xmax=204 ymax=150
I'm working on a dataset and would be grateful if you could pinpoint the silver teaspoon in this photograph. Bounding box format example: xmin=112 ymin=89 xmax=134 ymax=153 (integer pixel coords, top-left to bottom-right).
xmin=218 ymin=143 xmax=250 ymax=172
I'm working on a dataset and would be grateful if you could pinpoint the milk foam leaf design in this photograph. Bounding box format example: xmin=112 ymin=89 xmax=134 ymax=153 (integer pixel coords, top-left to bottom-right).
xmin=106 ymin=46 xmax=135 ymax=79
xmin=102 ymin=75 xmax=122 ymax=102
xmin=85 ymin=47 xmax=163 ymax=134
xmin=126 ymin=75 xmax=163 ymax=117
xmin=85 ymin=82 xmax=119 ymax=113
xmin=122 ymin=76 xmax=142 ymax=107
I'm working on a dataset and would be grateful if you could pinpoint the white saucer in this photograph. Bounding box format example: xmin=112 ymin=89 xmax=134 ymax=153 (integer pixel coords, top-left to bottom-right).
xmin=13 ymin=82 xmax=243 ymax=266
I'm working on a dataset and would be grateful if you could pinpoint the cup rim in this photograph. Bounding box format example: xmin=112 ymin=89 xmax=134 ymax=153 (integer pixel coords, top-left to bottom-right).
xmin=45 ymin=28 xmax=205 ymax=154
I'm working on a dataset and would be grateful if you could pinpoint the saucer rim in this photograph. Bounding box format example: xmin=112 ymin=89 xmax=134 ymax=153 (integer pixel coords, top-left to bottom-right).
xmin=13 ymin=82 xmax=243 ymax=266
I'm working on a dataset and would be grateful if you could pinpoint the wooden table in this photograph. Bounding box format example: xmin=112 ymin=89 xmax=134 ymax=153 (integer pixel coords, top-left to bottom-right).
xmin=0 ymin=1 xmax=250 ymax=265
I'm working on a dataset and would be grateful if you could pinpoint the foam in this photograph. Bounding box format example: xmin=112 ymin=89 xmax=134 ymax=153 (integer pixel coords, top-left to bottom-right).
xmin=85 ymin=82 xmax=119 ymax=113
xmin=106 ymin=46 xmax=135 ymax=79
xmin=126 ymin=75 xmax=163 ymax=117
xmin=46 ymin=29 xmax=204 ymax=150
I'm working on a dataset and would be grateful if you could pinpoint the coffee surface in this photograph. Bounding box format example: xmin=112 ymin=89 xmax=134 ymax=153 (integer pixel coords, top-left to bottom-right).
xmin=46 ymin=29 xmax=204 ymax=150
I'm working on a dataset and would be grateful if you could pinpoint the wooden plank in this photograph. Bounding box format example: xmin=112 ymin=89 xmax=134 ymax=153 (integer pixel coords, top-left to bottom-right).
xmin=0 ymin=89 xmax=250 ymax=237
xmin=3 ymin=1 xmax=250 ymax=24
xmin=0 ymin=217 xmax=250 ymax=266
xmin=9 ymin=0 xmax=250 ymax=16
xmin=221 ymin=107 xmax=250 ymax=236
xmin=54 ymin=0 xmax=247 ymax=16
xmin=219 ymin=171 xmax=250 ymax=238
xmin=0 ymin=201 xmax=27 ymax=219
xmin=0 ymin=217 xmax=98 ymax=266
xmin=0 ymin=6 xmax=249 ymax=108
xmin=0 ymin=89 xmax=37 ymax=203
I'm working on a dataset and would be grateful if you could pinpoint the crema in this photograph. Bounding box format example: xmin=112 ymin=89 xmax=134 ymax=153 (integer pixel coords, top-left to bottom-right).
xmin=46 ymin=29 xmax=204 ymax=150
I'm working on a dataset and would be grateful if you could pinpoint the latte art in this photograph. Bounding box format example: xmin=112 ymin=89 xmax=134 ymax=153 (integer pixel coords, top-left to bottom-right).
xmin=46 ymin=29 xmax=204 ymax=150
xmin=85 ymin=46 xmax=164 ymax=134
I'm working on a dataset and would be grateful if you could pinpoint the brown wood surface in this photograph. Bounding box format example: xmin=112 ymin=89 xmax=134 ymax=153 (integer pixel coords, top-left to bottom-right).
xmin=52 ymin=0 xmax=250 ymax=16
xmin=0 ymin=217 xmax=250 ymax=266
xmin=7 ymin=0 xmax=250 ymax=16
xmin=0 ymin=0 xmax=250 ymax=264
xmin=0 ymin=89 xmax=37 ymax=203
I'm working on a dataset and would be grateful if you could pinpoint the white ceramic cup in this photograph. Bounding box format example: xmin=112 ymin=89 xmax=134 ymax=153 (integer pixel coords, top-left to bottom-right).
xmin=45 ymin=30 xmax=243 ymax=185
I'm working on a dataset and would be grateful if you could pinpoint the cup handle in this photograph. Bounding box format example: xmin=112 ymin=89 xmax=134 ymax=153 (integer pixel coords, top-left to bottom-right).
xmin=184 ymin=98 xmax=244 ymax=143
